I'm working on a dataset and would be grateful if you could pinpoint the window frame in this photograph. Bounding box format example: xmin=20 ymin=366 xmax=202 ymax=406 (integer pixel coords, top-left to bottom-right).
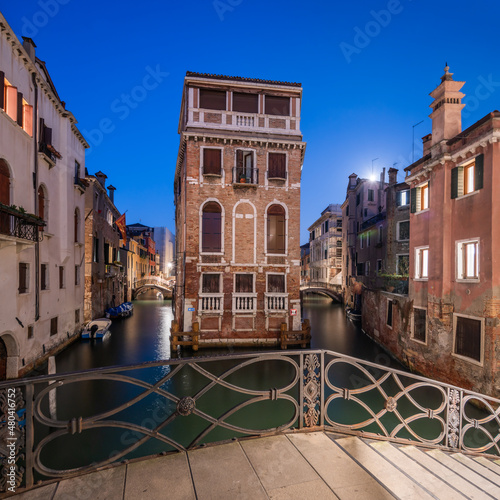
xmin=386 ymin=299 xmax=393 ymax=328
xmin=398 ymin=189 xmax=410 ymax=207
xmin=18 ymin=262 xmax=29 ymax=294
xmin=200 ymin=200 xmax=224 ymax=255
xmin=200 ymin=272 xmax=222 ymax=294
xmin=452 ymin=313 xmax=484 ymax=366
xmin=266 ymin=272 xmax=286 ymax=293
xmin=267 ymin=151 xmax=287 ymax=180
xmin=414 ymin=246 xmax=429 ymax=281
xmin=411 ymin=181 xmax=430 ymax=214
xmin=396 ymin=220 xmax=410 ymax=241
xmin=201 ymin=146 xmax=223 ymax=177
xmin=411 ymin=307 xmax=427 ymax=345
xmin=199 ymin=89 xmax=226 ymax=111
xmin=265 ymin=203 xmax=287 ymax=256
xmin=59 ymin=266 xmax=65 ymax=289
xmin=396 ymin=254 xmax=409 ymax=276
xmin=456 ymin=238 xmax=479 ymax=282
xmin=451 ymin=154 xmax=484 ymax=199
xmin=41 ymin=263 xmax=49 ymax=291
xmin=233 ymin=273 xmax=256 ymax=293
xmin=264 ymin=95 xmax=290 ymax=116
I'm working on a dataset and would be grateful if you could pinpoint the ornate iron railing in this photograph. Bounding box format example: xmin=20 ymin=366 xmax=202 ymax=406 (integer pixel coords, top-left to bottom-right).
xmin=0 ymin=204 xmax=45 ymax=242
xmin=1 ymin=349 xmax=499 ymax=494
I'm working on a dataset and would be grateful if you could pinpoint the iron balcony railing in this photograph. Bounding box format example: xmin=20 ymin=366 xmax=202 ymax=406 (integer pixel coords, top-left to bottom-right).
xmin=2 ymin=349 xmax=500 ymax=494
xmin=232 ymin=167 xmax=259 ymax=185
xmin=0 ymin=204 xmax=45 ymax=242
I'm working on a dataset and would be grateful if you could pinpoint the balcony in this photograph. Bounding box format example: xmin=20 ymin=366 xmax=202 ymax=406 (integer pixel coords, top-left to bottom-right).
xmin=265 ymin=293 xmax=288 ymax=313
xmin=0 ymin=204 xmax=45 ymax=244
xmin=187 ymin=109 xmax=301 ymax=136
xmin=232 ymin=167 xmax=259 ymax=186
xmin=199 ymin=293 xmax=224 ymax=314
xmin=232 ymin=293 xmax=257 ymax=313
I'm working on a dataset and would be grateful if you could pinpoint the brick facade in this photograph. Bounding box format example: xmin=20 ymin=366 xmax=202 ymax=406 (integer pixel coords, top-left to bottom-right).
xmin=174 ymin=73 xmax=306 ymax=345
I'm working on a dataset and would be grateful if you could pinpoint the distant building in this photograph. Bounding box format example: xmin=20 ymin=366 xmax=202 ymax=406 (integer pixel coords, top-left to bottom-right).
xmin=174 ymin=71 xmax=306 ymax=345
xmin=342 ymin=171 xmax=388 ymax=310
xmin=307 ymin=204 xmax=343 ymax=287
xmin=84 ymin=172 xmax=124 ymax=321
xmin=300 ymin=243 xmax=310 ymax=286
xmin=153 ymin=226 xmax=175 ymax=277
xmin=0 ymin=17 xmax=88 ymax=378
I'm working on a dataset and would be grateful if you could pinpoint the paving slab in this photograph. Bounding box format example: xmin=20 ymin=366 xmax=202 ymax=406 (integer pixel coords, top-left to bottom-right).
xmin=240 ymin=434 xmax=318 ymax=491
xmin=8 ymin=483 xmax=57 ymax=500
xmin=400 ymin=446 xmax=491 ymax=500
xmin=336 ymin=437 xmax=434 ymax=500
xmin=289 ymin=432 xmax=393 ymax=499
xmin=124 ymin=453 xmax=195 ymax=500
xmin=427 ymin=450 xmax=500 ymax=498
xmin=370 ymin=441 xmax=465 ymax=500
xmin=267 ymin=479 xmax=337 ymax=499
xmin=188 ymin=441 xmax=267 ymax=500
xmin=53 ymin=466 xmax=125 ymax=500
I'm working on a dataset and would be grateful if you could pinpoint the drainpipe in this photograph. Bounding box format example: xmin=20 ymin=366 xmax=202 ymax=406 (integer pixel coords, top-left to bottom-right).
xmin=32 ymin=72 xmax=40 ymax=321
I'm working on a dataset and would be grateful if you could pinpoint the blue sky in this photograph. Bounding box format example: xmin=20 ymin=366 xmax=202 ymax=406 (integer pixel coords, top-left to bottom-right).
xmin=2 ymin=0 xmax=499 ymax=243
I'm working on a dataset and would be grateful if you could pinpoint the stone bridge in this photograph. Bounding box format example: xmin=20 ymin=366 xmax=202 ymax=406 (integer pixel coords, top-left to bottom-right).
xmin=133 ymin=276 xmax=175 ymax=299
xmin=300 ymin=282 xmax=343 ymax=302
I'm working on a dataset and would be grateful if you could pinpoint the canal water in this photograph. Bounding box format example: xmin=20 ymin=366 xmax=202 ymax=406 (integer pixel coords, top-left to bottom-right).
xmin=34 ymin=298 xmax=452 ymax=478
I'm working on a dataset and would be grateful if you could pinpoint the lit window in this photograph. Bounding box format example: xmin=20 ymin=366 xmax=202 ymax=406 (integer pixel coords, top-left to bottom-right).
xmin=457 ymin=239 xmax=479 ymax=280
xmin=398 ymin=190 xmax=409 ymax=206
xmin=451 ymin=155 xmax=483 ymax=199
xmin=415 ymin=246 xmax=429 ymax=279
xmin=411 ymin=182 xmax=429 ymax=213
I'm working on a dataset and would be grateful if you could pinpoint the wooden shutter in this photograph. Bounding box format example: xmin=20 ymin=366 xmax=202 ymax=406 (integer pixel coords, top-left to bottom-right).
xmin=199 ymin=89 xmax=226 ymax=110
xmin=16 ymin=92 xmax=23 ymax=126
xmin=267 ymin=205 xmax=285 ymax=254
xmin=0 ymin=160 xmax=10 ymax=205
xmin=23 ymin=105 xmax=33 ymax=136
xmin=235 ymin=274 xmax=253 ymax=292
xmin=410 ymin=187 xmax=417 ymax=213
xmin=396 ymin=191 xmax=401 ymax=206
xmin=265 ymin=95 xmax=290 ymax=116
xmin=269 ymin=153 xmax=286 ymax=179
xmin=0 ymin=71 xmax=4 ymax=109
xmin=202 ymin=202 xmax=222 ymax=252
xmin=203 ymin=149 xmax=221 ymax=175
xmin=202 ymin=274 xmax=220 ymax=293
xmin=19 ymin=263 xmax=27 ymax=293
xmin=5 ymin=86 xmax=18 ymax=121
xmin=41 ymin=264 xmax=47 ymax=290
xmin=475 ymin=154 xmax=484 ymax=191
xmin=233 ymin=92 xmax=258 ymax=113
xmin=451 ymin=167 xmax=458 ymax=199
xmin=268 ymin=274 xmax=285 ymax=293
xmin=43 ymin=125 xmax=52 ymax=146
xmin=455 ymin=317 xmax=481 ymax=362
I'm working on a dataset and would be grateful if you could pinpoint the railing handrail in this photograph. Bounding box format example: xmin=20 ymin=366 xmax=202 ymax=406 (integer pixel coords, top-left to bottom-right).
xmin=3 ymin=348 xmax=500 ymax=493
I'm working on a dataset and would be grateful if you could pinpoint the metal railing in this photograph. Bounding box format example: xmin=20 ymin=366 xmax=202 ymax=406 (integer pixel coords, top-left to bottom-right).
xmin=0 ymin=204 xmax=45 ymax=242
xmin=232 ymin=167 xmax=259 ymax=185
xmin=1 ymin=349 xmax=499 ymax=493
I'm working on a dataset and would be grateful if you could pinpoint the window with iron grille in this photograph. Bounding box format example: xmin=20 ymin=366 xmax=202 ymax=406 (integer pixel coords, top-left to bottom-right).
xmin=413 ymin=308 xmax=426 ymax=343
xmin=454 ymin=315 xmax=482 ymax=363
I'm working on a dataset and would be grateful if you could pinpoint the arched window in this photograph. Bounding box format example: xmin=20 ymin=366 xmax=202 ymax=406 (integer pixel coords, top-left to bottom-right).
xmin=74 ymin=208 xmax=79 ymax=243
xmin=202 ymin=202 xmax=222 ymax=252
xmin=38 ymin=186 xmax=46 ymax=231
xmin=267 ymin=204 xmax=285 ymax=254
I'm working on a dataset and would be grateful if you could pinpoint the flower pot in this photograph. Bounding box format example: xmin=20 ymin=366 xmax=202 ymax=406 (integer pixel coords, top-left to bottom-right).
xmin=240 ymin=178 xmax=246 ymax=183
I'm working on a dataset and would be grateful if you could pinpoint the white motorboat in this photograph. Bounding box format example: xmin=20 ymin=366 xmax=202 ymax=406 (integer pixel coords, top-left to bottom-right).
xmin=81 ymin=318 xmax=112 ymax=340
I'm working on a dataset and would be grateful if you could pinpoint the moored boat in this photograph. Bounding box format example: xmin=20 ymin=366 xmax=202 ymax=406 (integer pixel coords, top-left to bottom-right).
xmin=81 ymin=318 xmax=112 ymax=339
xmin=346 ymin=308 xmax=362 ymax=322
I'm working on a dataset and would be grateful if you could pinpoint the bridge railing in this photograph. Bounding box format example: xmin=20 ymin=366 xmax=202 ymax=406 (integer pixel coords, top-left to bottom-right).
xmin=134 ymin=276 xmax=175 ymax=289
xmin=2 ymin=349 xmax=500 ymax=494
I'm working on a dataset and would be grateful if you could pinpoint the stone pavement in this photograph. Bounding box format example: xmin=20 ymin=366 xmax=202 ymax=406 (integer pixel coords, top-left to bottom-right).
xmin=10 ymin=431 xmax=500 ymax=499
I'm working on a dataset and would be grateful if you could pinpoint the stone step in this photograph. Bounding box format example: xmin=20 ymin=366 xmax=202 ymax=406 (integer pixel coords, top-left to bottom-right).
xmin=335 ymin=436 xmax=434 ymax=499
xmin=400 ymin=445 xmax=492 ymax=500
xmin=369 ymin=441 xmax=466 ymax=500
xmin=426 ymin=449 xmax=500 ymax=498
xmin=451 ymin=453 xmax=500 ymax=487
xmin=473 ymin=456 xmax=500 ymax=477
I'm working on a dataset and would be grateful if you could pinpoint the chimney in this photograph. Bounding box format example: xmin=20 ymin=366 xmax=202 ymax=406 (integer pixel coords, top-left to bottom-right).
xmin=348 ymin=173 xmax=358 ymax=190
xmin=380 ymin=167 xmax=386 ymax=186
xmin=95 ymin=171 xmax=107 ymax=188
xmin=388 ymin=167 xmax=398 ymax=186
xmin=108 ymin=185 xmax=116 ymax=204
xmin=429 ymin=64 xmax=465 ymax=146
xmin=422 ymin=133 xmax=432 ymax=156
xmin=22 ymin=37 xmax=36 ymax=62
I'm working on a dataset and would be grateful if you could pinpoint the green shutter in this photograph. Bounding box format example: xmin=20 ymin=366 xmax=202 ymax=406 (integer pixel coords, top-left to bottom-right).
xmin=451 ymin=167 xmax=458 ymax=199
xmin=475 ymin=154 xmax=484 ymax=191
xmin=396 ymin=191 xmax=401 ymax=206
xmin=410 ymin=187 xmax=417 ymax=213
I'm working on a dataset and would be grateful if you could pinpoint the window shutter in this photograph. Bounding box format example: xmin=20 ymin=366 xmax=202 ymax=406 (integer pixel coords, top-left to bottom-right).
xmin=451 ymin=167 xmax=458 ymax=199
xmin=233 ymin=92 xmax=258 ymax=113
xmin=23 ymin=105 xmax=33 ymax=136
xmin=396 ymin=191 xmax=401 ymax=206
xmin=410 ymin=187 xmax=417 ymax=213
xmin=0 ymin=71 xmax=4 ymax=109
xmin=199 ymin=89 xmax=226 ymax=110
xmin=268 ymin=274 xmax=285 ymax=293
xmin=203 ymin=149 xmax=221 ymax=175
xmin=5 ymin=86 xmax=18 ymax=121
xmin=475 ymin=154 xmax=484 ymax=191
xmin=427 ymin=180 xmax=430 ymax=208
xmin=16 ymin=92 xmax=23 ymax=126
xmin=44 ymin=126 xmax=52 ymax=146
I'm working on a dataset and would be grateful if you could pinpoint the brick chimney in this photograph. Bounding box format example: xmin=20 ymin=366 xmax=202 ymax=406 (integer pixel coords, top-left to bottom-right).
xmin=108 ymin=185 xmax=116 ymax=204
xmin=95 ymin=171 xmax=107 ymax=188
xmin=422 ymin=134 xmax=432 ymax=156
xmin=429 ymin=64 xmax=465 ymax=146
xmin=22 ymin=37 xmax=36 ymax=62
xmin=388 ymin=167 xmax=398 ymax=186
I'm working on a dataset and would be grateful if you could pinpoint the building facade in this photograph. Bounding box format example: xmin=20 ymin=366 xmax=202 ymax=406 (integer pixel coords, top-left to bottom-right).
xmin=153 ymin=226 xmax=175 ymax=277
xmin=0 ymin=17 xmax=88 ymax=378
xmin=307 ymin=204 xmax=343 ymax=287
xmin=174 ymin=72 xmax=306 ymax=345
xmin=402 ymin=67 xmax=500 ymax=396
xmin=300 ymin=242 xmax=310 ymax=286
xmin=84 ymin=172 xmax=124 ymax=321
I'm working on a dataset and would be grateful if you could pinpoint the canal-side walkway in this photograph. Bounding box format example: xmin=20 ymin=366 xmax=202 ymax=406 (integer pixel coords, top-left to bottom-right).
xmin=11 ymin=431 xmax=500 ymax=500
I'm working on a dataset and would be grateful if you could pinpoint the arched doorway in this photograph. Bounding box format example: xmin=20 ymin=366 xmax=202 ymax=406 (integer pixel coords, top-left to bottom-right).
xmin=0 ymin=337 xmax=7 ymax=380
